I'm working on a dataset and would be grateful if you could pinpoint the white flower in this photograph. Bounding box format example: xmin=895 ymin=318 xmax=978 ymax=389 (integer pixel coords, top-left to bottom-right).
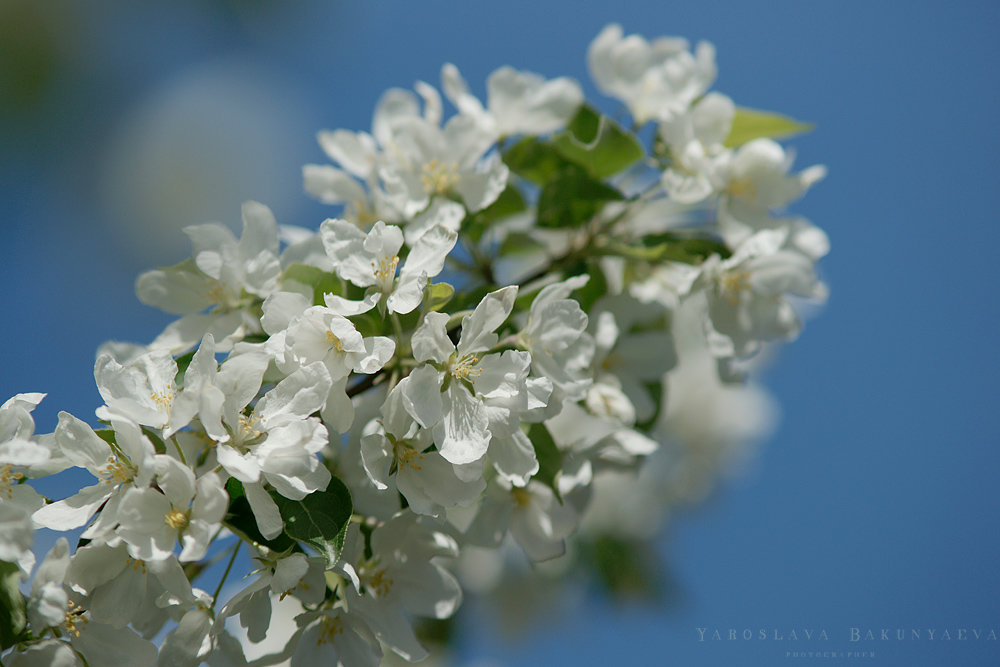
xmin=658 ymin=92 xmax=735 ymax=204
xmin=33 ymin=414 xmax=155 ymax=538
xmin=320 ymin=219 xmax=457 ymax=315
xmin=699 ymin=228 xmax=827 ymax=359
xmin=441 ymin=63 xmax=583 ymax=137
xmin=465 ymin=478 xmax=577 ymax=562
xmin=116 ymin=459 xmax=227 ymax=562
xmin=135 ymin=201 xmax=282 ymax=353
xmin=518 ymin=275 xmax=595 ymax=408
xmin=21 ymin=538 xmax=158 ymax=667
xmin=718 ymin=138 xmax=827 ymax=244
xmin=212 ymin=362 xmax=332 ymax=539
xmin=378 ymin=113 xmax=508 ymax=216
xmin=587 ymin=23 xmax=716 ymax=124
xmin=401 ymin=286 xmax=530 ymax=468
xmin=341 ymin=515 xmax=462 ymax=662
xmin=291 ymin=608 xmax=382 ymax=667
xmin=360 ymin=383 xmax=485 ymax=516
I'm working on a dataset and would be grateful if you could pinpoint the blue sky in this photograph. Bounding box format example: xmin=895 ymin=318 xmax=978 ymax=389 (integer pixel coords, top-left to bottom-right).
xmin=2 ymin=1 xmax=998 ymax=665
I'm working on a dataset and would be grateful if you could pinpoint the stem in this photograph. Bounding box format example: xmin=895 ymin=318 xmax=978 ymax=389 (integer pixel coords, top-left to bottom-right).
xmin=211 ymin=541 xmax=241 ymax=609
xmin=171 ymin=437 xmax=188 ymax=467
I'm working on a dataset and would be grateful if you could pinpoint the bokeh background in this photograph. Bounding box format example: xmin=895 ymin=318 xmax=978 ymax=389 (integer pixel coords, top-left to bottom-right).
xmin=2 ymin=1 xmax=999 ymax=665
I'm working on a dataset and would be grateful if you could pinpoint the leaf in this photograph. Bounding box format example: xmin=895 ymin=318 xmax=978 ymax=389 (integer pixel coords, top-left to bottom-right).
xmin=223 ymin=479 xmax=298 ymax=556
xmin=528 ymin=423 xmax=563 ymax=502
xmin=273 ymin=476 xmax=353 ymax=569
xmin=281 ymin=263 xmax=343 ymax=306
xmin=502 ymin=137 xmax=577 ymax=184
xmin=552 ymin=105 xmax=644 ymax=178
xmin=0 ymin=561 xmax=27 ymax=650
xmin=537 ymin=166 xmax=623 ymax=228
xmin=585 ymin=535 xmax=665 ymax=602
xmin=463 ymin=185 xmax=528 ymax=243
xmin=422 ymin=282 xmax=455 ymax=313
xmin=724 ymin=106 xmax=814 ymax=148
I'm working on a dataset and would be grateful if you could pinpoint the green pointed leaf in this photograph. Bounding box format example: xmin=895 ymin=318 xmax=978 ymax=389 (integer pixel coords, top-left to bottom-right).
xmin=422 ymin=282 xmax=455 ymax=313
xmin=552 ymin=105 xmax=644 ymax=178
xmin=537 ymin=166 xmax=624 ymax=228
xmin=585 ymin=535 xmax=665 ymax=601
xmin=0 ymin=561 xmax=27 ymax=650
xmin=502 ymin=137 xmax=577 ymax=184
xmin=725 ymin=106 xmax=814 ymax=147
xmin=282 ymin=263 xmax=343 ymax=306
xmin=273 ymin=476 xmax=353 ymax=569
xmin=528 ymin=423 xmax=563 ymax=502
xmin=223 ymin=479 xmax=298 ymax=556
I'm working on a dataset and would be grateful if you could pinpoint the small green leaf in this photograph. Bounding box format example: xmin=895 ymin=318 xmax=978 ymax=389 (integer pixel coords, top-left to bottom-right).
xmin=282 ymin=263 xmax=343 ymax=306
xmin=585 ymin=535 xmax=665 ymax=602
xmin=537 ymin=166 xmax=623 ymax=228
xmin=552 ymin=105 xmax=644 ymax=178
xmin=502 ymin=137 xmax=577 ymax=184
xmin=528 ymin=423 xmax=563 ymax=502
xmin=223 ymin=479 xmax=298 ymax=556
xmin=174 ymin=349 xmax=196 ymax=385
xmin=574 ymin=262 xmax=608 ymax=313
xmin=273 ymin=476 xmax=353 ymax=569
xmin=0 ymin=561 xmax=27 ymax=650
xmin=725 ymin=106 xmax=814 ymax=148
xmin=422 ymin=282 xmax=455 ymax=313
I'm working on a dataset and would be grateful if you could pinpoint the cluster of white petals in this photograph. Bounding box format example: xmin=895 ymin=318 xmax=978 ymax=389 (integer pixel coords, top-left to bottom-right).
xmin=2 ymin=24 xmax=829 ymax=666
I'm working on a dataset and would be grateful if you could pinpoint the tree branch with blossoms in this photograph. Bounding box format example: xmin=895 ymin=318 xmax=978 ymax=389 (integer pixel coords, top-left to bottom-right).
xmin=1 ymin=23 xmax=828 ymax=666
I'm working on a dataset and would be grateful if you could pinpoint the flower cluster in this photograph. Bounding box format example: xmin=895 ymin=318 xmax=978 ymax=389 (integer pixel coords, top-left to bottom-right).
xmin=1 ymin=24 xmax=828 ymax=666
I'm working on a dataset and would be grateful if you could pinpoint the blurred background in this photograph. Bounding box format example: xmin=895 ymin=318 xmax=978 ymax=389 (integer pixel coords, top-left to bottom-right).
xmin=2 ymin=1 xmax=999 ymax=664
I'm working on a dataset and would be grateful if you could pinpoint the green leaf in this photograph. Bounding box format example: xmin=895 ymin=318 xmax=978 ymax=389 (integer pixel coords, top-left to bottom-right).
xmin=528 ymin=423 xmax=563 ymax=502
xmin=422 ymin=282 xmax=455 ymax=313
xmin=552 ymin=105 xmax=644 ymax=178
xmin=0 ymin=561 xmax=27 ymax=650
xmin=585 ymin=535 xmax=665 ymax=602
xmin=464 ymin=185 xmax=528 ymax=243
xmin=537 ymin=166 xmax=623 ymax=228
xmin=174 ymin=349 xmax=196 ymax=385
xmin=502 ymin=137 xmax=577 ymax=184
xmin=223 ymin=479 xmax=298 ymax=556
xmin=273 ymin=476 xmax=353 ymax=569
xmin=282 ymin=263 xmax=343 ymax=306
xmin=725 ymin=106 xmax=814 ymax=148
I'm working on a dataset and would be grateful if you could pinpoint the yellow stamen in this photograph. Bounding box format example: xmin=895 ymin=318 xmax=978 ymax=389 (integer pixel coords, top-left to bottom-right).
xmin=316 ymin=616 xmax=344 ymax=645
xmin=371 ymin=255 xmax=400 ymax=284
xmin=449 ymin=354 xmax=482 ymax=381
xmin=420 ymin=158 xmax=459 ymax=195
xmin=325 ymin=330 xmax=345 ymax=352
xmin=0 ymin=464 xmax=24 ymax=499
xmin=368 ymin=568 xmax=394 ymax=597
xmin=98 ymin=456 xmax=135 ymax=485
xmin=720 ymin=270 xmax=752 ymax=306
xmin=64 ymin=600 xmax=89 ymax=638
xmin=165 ymin=509 xmax=189 ymax=530
xmin=511 ymin=486 xmax=532 ymax=508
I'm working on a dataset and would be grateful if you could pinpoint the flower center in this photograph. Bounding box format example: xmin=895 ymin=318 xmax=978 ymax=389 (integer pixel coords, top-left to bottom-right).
xmin=316 ymin=616 xmax=344 ymax=645
xmin=511 ymin=486 xmax=532 ymax=508
xmin=420 ymin=159 xmax=459 ymax=195
xmin=165 ymin=508 xmax=189 ymax=530
xmin=719 ymin=270 xmax=752 ymax=306
xmin=448 ymin=353 xmax=482 ymax=382
xmin=98 ymin=456 xmax=135 ymax=485
xmin=239 ymin=413 xmax=263 ymax=440
xmin=728 ymin=176 xmax=757 ymax=202
xmin=368 ymin=568 xmax=394 ymax=598
xmin=151 ymin=387 xmax=175 ymax=411
xmin=0 ymin=464 xmax=24 ymax=499
xmin=371 ymin=254 xmax=400 ymax=289
xmin=396 ymin=445 xmax=425 ymax=471
xmin=325 ymin=330 xmax=345 ymax=352
xmin=63 ymin=600 xmax=89 ymax=638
